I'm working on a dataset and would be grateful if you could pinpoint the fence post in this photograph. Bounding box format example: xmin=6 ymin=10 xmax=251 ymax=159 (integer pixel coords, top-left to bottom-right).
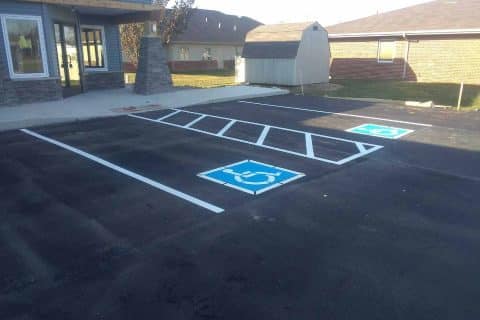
xmin=457 ymin=82 xmax=464 ymax=111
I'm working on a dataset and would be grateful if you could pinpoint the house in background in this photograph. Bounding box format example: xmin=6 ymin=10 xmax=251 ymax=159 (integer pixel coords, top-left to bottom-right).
xmin=166 ymin=9 xmax=261 ymax=72
xmin=327 ymin=0 xmax=480 ymax=84
xmin=241 ymin=22 xmax=330 ymax=86
xmin=0 ymin=0 xmax=159 ymax=106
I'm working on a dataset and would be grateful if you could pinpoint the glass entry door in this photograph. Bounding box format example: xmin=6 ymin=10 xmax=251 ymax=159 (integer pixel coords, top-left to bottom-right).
xmin=54 ymin=23 xmax=81 ymax=97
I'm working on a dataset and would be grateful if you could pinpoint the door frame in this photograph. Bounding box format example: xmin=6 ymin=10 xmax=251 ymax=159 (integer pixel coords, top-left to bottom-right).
xmin=53 ymin=21 xmax=83 ymax=96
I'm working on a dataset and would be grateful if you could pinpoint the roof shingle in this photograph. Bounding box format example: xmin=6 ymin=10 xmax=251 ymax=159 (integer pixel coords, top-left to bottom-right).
xmin=171 ymin=9 xmax=262 ymax=45
xmin=246 ymin=22 xmax=317 ymax=42
xmin=327 ymin=0 xmax=480 ymax=36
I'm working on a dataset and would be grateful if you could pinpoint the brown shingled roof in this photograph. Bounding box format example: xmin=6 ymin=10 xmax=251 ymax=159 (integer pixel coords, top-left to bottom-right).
xmin=327 ymin=0 xmax=480 ymax=36
xmin=245 ymin=22 xmax=317 ymax=42
xmin=171 ymin=9 xmax=262 ymax=45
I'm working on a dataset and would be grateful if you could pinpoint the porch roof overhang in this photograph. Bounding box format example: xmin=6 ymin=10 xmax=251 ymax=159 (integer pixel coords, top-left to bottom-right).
xmin=21 ymin=0 xmax=163 ymax=23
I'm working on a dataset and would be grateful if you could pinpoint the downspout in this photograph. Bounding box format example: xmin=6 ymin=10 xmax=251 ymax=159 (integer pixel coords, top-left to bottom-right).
xmin=402 ymin=32 xmax=410 ymax=80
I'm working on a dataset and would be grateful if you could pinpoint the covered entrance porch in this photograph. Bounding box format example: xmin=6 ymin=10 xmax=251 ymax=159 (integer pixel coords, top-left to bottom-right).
xmin=0 ymin=0 xmax=165 ymax=106
xmin=44 ymin=1 xmax=163 ymax=99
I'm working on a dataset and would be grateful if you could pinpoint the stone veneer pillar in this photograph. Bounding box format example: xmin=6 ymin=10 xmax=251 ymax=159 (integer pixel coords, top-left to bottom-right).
xmin=134 ymin=21 xmax=172 ymax=95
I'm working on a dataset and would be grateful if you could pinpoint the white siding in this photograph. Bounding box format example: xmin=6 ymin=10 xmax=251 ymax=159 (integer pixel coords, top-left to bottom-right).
xmin=242 ymin=21 xmax=331 ymax=86
xmin=244 ymin=59 xmax=296 ymax=85
xmin=167 ymin=43 xmax=241 ymax=68
xmin=295 ymin=24 xmax=330 ymax=85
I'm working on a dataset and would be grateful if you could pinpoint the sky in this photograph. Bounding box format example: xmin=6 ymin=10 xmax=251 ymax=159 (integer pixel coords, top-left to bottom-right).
xmin=193 ymin=0 xmax=431 ymax=26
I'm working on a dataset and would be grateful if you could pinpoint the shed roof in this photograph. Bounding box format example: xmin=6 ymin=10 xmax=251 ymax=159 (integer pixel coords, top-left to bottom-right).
xmin=171 ymin=9 xmax=262 ymax=45
xmin=327 ymin=0 xmax=480 ymax=38
xmin=242 ymin=21 xmax=322 ymax=59
xmin=245 ymin=21 xmax=318 ymax=42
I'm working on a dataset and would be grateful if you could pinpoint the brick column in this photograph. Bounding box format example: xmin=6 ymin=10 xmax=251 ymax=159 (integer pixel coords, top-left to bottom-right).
xmin=134 ymin=21 xmax=172 ymax=95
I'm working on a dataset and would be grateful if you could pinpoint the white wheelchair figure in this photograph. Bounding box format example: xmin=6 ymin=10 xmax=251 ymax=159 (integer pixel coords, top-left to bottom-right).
xmin=222 ymin=168 xmax=281 ymax=185
xmin=369 ymin=128 xmax=399 ymax=136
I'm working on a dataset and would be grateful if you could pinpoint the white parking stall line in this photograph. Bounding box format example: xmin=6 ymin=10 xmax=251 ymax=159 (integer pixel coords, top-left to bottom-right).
xmin=185 ymin=115 xmax=207 ymax=128
xmin=128 ymin=109 xmax=383 ymax=165
xmin=355 ymin=142 xmax=367 ymax=153
xmin=129 ymin=110 xmax=383 ymax=165
xmin=177 ymin=108 xmax=381 ymax=145
xmin=305 ymin=133 xmax=314 ymax=158
xmin=21 ymin=129 xmax=224 ymax=214
xmin=238 ymin=100 xmax=433 ymax=128
xmin=256 ymin=126 xmax=271 ymax=146
xmin=130 ymin=114 xmax=327 ymax=163
xmin=217 ymin=120 xmax=237 ymax=136
xmin=335 ymin=144 xmax=384 ymax=165
xmin=157 ymin=110 xmax=181 ymax=121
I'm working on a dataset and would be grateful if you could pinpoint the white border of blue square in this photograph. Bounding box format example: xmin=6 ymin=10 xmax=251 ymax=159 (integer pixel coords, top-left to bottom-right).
xmin=346 ymin=123 xmax=415 ymax=140
xmin=198 ymin=160 xmax=305 ymax=195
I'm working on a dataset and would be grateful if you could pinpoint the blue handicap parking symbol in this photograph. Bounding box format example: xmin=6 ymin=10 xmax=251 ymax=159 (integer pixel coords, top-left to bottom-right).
xmin=198 ymin=160 xmax=305 ymax=195
xmin=347 ymin=123 xmax=414 ymax=139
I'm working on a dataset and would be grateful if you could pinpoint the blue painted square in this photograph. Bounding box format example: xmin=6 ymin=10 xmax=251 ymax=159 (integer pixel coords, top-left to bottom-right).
xmin=198 ymin=160 xmax=305 ymax=195
xmin=347 ymin=123 xmax=414 ymax=139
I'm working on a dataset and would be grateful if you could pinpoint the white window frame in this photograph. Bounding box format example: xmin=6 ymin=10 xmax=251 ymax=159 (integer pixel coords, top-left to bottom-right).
xmin=80 ymin=25 xmax=108 ymax=72
xmin=178 ymin=47 xmax=189 ymax=61
xmin=377 ymin=39 xmax=396 ymax=64
xmin=203 ymin=47 xmax=212 ymax=61
xmin=0 ymin=14 xmax=49 ymax=79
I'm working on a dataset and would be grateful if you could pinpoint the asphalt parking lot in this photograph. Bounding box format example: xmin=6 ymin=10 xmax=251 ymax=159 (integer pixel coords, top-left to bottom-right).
xmin=1 ymin=94 xmax=480 ymax=319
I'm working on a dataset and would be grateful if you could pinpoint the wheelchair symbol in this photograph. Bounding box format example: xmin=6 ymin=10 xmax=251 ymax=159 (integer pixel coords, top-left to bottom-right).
xmin=222 ymin=168 xmax=281 ymax=185
xmin=369 ymin=128 xmax=399 ymax=136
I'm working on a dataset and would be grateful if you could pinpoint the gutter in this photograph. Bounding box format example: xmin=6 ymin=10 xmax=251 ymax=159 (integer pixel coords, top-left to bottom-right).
xmin=329 ymin=28 xmax=480 ymax=39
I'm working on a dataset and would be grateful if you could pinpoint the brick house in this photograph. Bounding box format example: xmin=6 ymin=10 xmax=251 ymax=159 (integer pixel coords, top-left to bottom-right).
xmin=327 ymin=0 xmax=480 ymax=84
xmin=0 ymin=0 xmax=160 ymax=106
xmin=166 ymin=9 xmax=261 ymax=72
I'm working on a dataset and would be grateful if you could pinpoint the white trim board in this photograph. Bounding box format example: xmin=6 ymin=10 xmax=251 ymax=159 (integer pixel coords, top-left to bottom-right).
xmin=21 ymin=129 xmax=224 ymax=214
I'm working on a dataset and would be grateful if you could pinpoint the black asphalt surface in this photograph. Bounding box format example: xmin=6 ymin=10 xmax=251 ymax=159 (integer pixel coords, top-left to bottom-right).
xmin=1 ymin=95 xmax=479 ymax=320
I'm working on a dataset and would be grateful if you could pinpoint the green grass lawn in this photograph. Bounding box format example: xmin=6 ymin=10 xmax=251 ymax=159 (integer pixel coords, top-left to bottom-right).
xmin=125 ymin=70 xmax=236 ymax=88
xmin=292 ymin=80 xmax=480 ymax=109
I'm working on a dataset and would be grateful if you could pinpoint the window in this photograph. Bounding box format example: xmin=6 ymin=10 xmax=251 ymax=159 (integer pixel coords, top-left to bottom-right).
xmin=179 ymin=47 xmax=189 ymax=60
xmin=378 ymin=40 xmax=395 ymax=63
xmin=202 ymin=48 xmax=212 ymax=61
xmin=1 ymin=14 xmax=49 ymax=79
xmin=81 ymin=25 xmax=107 ymax=70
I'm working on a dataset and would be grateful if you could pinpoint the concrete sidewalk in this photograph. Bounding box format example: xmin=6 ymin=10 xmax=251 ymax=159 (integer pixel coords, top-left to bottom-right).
xmin=0 ymin=85 xmax=287 ymax=131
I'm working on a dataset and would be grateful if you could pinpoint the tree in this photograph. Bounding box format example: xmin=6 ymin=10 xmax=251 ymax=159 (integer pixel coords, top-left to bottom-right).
xmin=120 ymin=23 xmax=144 ymax=68
xmin=120 ymin=0 xmax=194 ymax=67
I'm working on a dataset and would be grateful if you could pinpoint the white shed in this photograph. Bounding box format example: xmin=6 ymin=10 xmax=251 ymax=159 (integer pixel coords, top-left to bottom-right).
xmin=241 ymin=22 xmax=330 ymax=86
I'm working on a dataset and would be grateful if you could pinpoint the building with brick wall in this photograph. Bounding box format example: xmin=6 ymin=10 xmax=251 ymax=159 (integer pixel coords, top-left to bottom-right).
xmin=327 ymin=0 xmax=480 ymax=84
xmin=0 ymin=0 xmax=161 ymax=106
